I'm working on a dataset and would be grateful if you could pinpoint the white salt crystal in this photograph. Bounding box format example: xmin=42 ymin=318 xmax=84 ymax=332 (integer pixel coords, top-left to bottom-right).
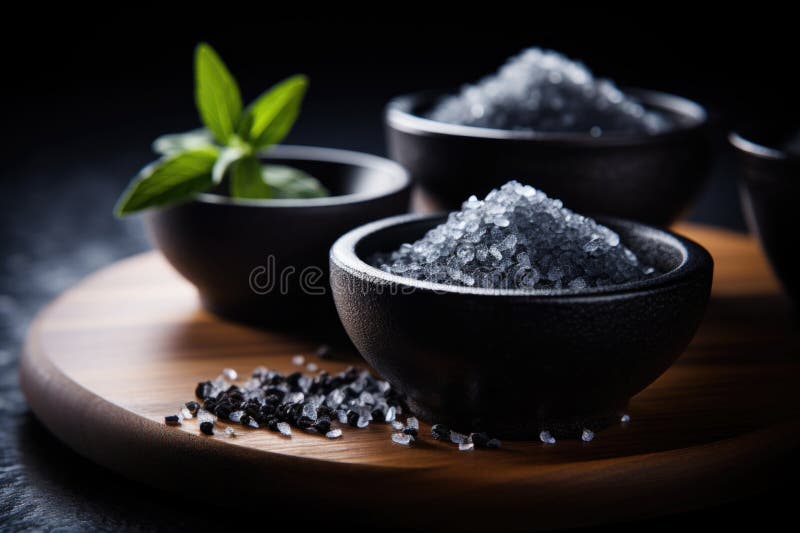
xmin=539 ymin=430 xmax=556 ymax=444
xmin=621 ymin=414 xmax=631 ymax=423
xmin=391 ymin=433 xmax=413 ymax=446
xmin=228 ymin=410 xmax=244 ymax=423
xmin=291 ymin=355 xmax=305 ymax=366
xmin=391 ymin=421 xmax=404 ymax=430
xmin=450 ymin=431 xmax=470 ymax=445
xmin=277 ymin=422 xmax=292 ymax=437
xmin=406 ymin=417 xmax=419 ymax=430
xmin=581 ymin=429 xmax=595 ymax=442
xmin=224 ymin=427 xmax=235 ymax=436
xmin=306 ymin=362 xmax=319 ymax=373
xmin=326 ymin=429 xmax=343 ymax=439
xmin=459 ymin=442 xmax=475 ymax=451
xmin=221 ymin=368 xmax=237 ymax=381
xmin=302 ymin=403 xmax=318 ymax=421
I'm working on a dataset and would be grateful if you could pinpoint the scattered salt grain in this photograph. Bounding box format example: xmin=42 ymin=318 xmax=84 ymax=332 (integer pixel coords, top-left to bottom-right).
xmin=326 ymin=429 xmax=342 ymax=439
xmin=306 ymin=362 xmax=319 ymax=373
xmin=291 ymin=355 xmax=305 ymax=366
xmin=224 ymin=427 xmax=235 ymax=436
xmin=539 ymin=430 xmax=557 ymax=444
xmin=581 ymin=429 xmax=595 ymax=442
xmin=450 ymin=431 xmax=471 ymax=445
xmin=221 ymin=368 xmax=237 ymax=381
xmin=179 ymin=406 xmax=193 ymax=419
xmin=391 ymin=433 xmax=414 ymax=446
xmin=621 ymin=414 xmax=631 ymax=423
xmin=164 ymin=415 xmax=181 ymax=426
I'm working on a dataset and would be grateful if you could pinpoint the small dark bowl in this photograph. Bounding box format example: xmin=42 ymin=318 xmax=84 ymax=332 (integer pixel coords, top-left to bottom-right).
xmin=385 ymin=89 xmax=709 ymax=225
xmin=730 ymin=129 xmax=800 ymax=306
xmin=147 ymin=145 xmax=411 ymax=329
xmin=330 ymin=214 xmax=713 ymax=438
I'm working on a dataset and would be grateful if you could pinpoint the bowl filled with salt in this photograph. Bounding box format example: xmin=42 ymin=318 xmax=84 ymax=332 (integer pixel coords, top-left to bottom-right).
xmin=330 ymin=181 xmax=713 ymax=439
xmin=386 ymin=47 xmax=709 ymax=226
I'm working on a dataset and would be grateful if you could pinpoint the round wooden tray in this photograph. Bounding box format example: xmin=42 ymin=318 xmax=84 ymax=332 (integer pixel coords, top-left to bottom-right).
xmin=20 ymin=224 xmax=800 ymax=530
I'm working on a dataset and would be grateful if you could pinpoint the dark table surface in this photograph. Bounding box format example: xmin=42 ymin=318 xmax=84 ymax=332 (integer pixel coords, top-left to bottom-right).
xmin=3 ymin=16 xmax=799 ymax=527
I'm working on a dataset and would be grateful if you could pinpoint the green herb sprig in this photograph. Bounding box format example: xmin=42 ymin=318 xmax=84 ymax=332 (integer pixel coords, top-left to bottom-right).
xmin=115 ymin=43 xmax=327 ymax=216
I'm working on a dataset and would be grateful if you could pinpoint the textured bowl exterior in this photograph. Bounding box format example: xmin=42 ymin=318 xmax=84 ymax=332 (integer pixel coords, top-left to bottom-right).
xmin=732 ymin=134 xmax=800 ymax=306
xmin=386 ymin=90 xmax=710 ymax=226
xmin=330 ymin=214 xmax=713 ymax=437
xmin=147 ymin=146 xmax=411 ymax=329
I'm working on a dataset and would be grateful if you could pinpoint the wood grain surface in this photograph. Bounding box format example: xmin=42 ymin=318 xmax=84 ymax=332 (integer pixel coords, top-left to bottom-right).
xmin=19 ymin=224 xmax=800 ymax=530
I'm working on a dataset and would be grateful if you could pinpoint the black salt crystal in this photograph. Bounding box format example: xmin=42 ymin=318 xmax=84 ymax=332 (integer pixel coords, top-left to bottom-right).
xmin=313 ymin=418 xmax=332 ymax=434
xmin=486 ymin=438 xmax=502 ymax=449
xmin=371 ymin=408 xmax=386 ymax=423
xmin=185 ymin=401 xmax=200 ymax=415
xmin=195 ymin=381 xmax=213 ymax=399
xmin=286 ymin=372 xmax=302 ymax=388
xmin=471 ymin=432 xmax=491 ymax=447
xmin=297 ymin=416 xmax=314 ymax=429
xmin=200 ymin=421 xmax=214 ymax=435
xmin=403 ymin=427 xmax=418 ymax=437
xmin=239 ymin=414 xmax=253 ymax=427
xmin=346 ymin=410 xmax=360 ymax=427
xmin=431 ymin=424 xmax=451 ymax=440
xmin=267 ymin=417 xmax=280 ymax=431
xmin=216 ymin=404 xmax=233 ymax=420
xmin=165 ymin=415 xmax=181 ymax=426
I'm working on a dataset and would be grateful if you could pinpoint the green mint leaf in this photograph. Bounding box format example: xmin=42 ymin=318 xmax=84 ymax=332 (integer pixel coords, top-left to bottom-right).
xmin=195 ymin=43 xmax=242 ymax=144
xmin=152 ymin=128 xmax=215 ymax=155
xmin=262 ymin=164 xmax=328 ymax=198
xmin=230 ymin=155 xmax=272 ymax=198
xmin=242 ymin=75 xmax=308 ymax=148
xmin=212 ymin=145 xmax=247 ymax=184
xmin=114 ymin=147 xmax=219 ymax=216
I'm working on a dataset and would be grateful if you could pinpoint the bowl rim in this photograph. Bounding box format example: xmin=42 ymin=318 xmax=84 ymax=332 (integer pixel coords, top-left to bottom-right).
xmin=728 ymin=131 xmax=797 ymax=161
xmin=193 ymin=145 xmax=411 ymax=208
xmin=385 ymin=88 xmax=707 ymax=146
xmin=331 ymin=212 xmax=712 ymax=298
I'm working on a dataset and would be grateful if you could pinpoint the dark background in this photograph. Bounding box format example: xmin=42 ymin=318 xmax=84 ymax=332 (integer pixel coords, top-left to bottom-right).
xmin=1 ymin=13 xmax=797 ymax=530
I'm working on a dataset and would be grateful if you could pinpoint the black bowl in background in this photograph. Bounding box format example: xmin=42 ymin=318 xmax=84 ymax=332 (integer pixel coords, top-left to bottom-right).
xmin=330 ymin=214 xmax=713 ymax=438
xmin=147 ymin=145 xmax=411 ymax=330
xmin=385 ymin=89 xmax=710 ymax=226
xmin=730 ymin=128 xmax=800 ymax=306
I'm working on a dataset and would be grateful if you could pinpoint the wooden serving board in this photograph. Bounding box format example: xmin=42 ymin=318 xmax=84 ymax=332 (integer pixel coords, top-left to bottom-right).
xmin=20 ymin=224 xmax=800 ymax=530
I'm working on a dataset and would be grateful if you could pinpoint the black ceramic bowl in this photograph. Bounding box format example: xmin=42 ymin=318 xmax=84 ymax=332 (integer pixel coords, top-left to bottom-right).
xmin=385 ymin=90 xmax=709 ymax=225
xmin=730 ymin=129 xmax=800 ymax=306
xmin=147 ymin=145 xmax=411 ymax=329
xmin=330 ymin=213 xmax=713 ymax=438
